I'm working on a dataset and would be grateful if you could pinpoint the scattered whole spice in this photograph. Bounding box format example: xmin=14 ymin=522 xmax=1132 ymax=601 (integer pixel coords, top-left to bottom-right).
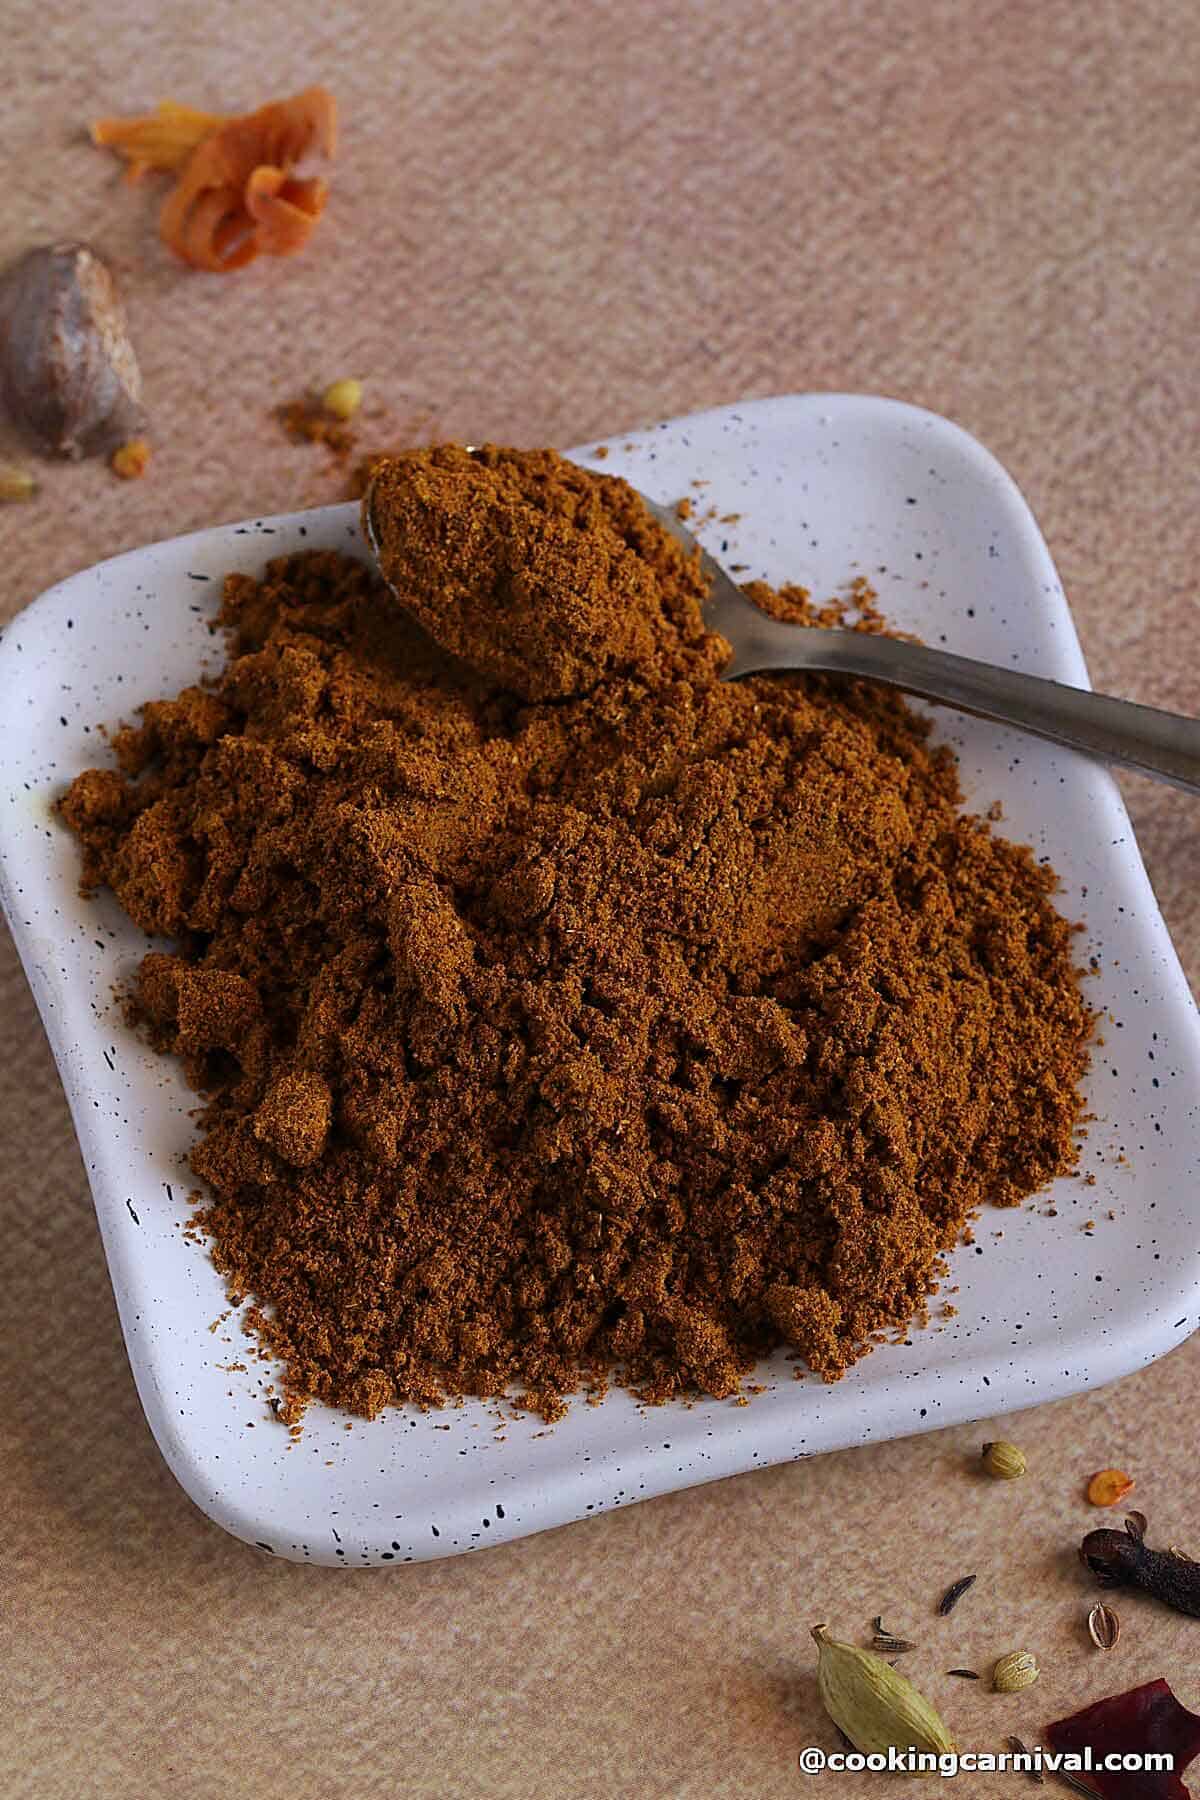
xmin=1081 ymin=1512 xmax=1200 ymax=1619
xmin=322 ymin=377 xmax=362 ymax=420
xmin=0 ymin=464 xmax=36 ymax=502
xmin=870 ymin=1632 xmax=916 ymax=1656
xmin=1005 ymin=1735 xmax=1046 ymax=1785
xmin=946 ymin=1668 xmax=980 ymax=1680
xmin=981 ymin=1439 xmax=1027 ymax=1480
xmin=1087 ymin=1601 xmax=1121 ymax=1651
xmin=811 ymin=1624 xmax=956 ymax=1756
xmin=110 ymin=438 xmax=151 ymax=480
xmin=992 ymin=1650 xmax=1039 ymax=1693
xmin=162 ymin=88 xmax=335 ymax=271
xmin=0 ymin=242 xmax=145 ymax=457
xmin=1046 ymin=1679 xmax=1200 ymax=1800
xmin=91 ymin=99 xmax=227 ymax=181
xmin=60 ymin=446 xmax=1092 ymax=1423
xmin=938 ymin=1574 xmax=978 ymax=1616
xmin=1087 ymin=1468 xmax=1136 ymax=1507
xmin=93 ymin=87 xmax=336 ymax=271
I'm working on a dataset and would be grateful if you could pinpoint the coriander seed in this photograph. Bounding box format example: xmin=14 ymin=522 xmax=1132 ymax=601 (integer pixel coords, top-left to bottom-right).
xmin=981 ymin=1440 xmax=1026 ymax=1480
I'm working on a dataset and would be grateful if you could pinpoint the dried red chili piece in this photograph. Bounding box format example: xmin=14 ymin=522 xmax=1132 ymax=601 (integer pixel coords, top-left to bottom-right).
xmin=1046 ymin=1678 xmax=1200 ymax=1800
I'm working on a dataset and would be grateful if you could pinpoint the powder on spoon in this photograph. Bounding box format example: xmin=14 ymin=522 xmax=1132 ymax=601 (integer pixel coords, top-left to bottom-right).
xmin=367 ymin=443 xmax=692 ymax=699
xmin=61 ymin=445 xmax=1091 ymax=1422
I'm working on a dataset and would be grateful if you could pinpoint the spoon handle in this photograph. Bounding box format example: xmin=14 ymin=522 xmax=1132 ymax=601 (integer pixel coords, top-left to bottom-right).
xmin=760 ymin=628 xmax=1200 ymax=796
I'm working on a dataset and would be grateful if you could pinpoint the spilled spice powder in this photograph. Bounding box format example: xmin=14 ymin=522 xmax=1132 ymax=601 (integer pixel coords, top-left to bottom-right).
xmin=279 ymin=396 xmax=358 ymax=460
xmin=60 ymin=445 xmax=1091 ymax=1423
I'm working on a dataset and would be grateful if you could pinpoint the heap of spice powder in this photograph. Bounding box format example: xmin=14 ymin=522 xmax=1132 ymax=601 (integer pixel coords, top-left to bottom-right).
xmin=60 ymin=445 xmax=1092 ymax=1423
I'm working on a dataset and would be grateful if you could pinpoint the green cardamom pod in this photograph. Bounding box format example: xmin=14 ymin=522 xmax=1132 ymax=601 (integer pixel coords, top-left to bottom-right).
xmin=811 ymin=1624 xmax=956 ymax=1756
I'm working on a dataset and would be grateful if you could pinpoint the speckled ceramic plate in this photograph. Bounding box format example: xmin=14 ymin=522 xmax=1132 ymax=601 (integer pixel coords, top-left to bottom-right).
xmin=3 ymin=394 xmax=1199 ymax=1566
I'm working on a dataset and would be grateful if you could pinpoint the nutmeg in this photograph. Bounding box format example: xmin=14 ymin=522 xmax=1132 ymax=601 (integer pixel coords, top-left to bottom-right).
xmin=0 ymin=241 xmax=145 ymax=458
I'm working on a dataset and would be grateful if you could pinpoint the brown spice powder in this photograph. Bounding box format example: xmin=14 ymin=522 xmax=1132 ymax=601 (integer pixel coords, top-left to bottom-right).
xmin=61 ymin=445 xmax=1091 ymax=1423
xmin=278 ymin=397 xmax=358 ymax=459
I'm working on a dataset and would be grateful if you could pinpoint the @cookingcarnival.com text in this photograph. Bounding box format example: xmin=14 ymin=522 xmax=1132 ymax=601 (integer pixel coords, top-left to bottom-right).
xmin=798 ymin=1743 xmax=1171 ymax=1777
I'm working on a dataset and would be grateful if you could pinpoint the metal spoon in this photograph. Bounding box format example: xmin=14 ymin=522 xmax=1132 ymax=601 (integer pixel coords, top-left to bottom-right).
xmin=365 ymin=472 xmax=1200 ymax=795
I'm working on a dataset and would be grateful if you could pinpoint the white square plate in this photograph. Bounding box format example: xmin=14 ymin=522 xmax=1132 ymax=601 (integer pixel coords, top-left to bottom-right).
xmin=3 ymin=394 xmax=1199 ymax=1566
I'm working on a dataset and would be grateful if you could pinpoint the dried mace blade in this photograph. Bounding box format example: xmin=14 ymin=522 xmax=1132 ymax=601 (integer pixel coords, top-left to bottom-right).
xmin=1087 ymin=1602 xmax=1121 ymax=1651
xmin=1081 ymin=1514 xmax=1200 ymax=1619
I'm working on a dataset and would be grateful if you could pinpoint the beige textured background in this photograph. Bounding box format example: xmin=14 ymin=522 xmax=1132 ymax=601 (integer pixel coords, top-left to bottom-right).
xmin=4 ymin=3 xmax=1200 ymax=1796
